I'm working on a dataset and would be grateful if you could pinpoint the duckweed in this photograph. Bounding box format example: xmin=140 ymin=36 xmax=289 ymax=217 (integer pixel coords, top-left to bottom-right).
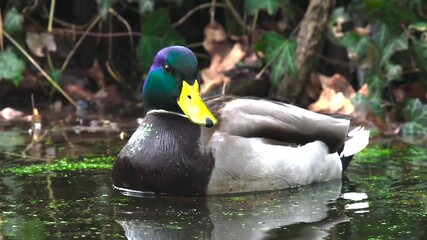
xmin=8 ymin=156 xmax=115 ymax=175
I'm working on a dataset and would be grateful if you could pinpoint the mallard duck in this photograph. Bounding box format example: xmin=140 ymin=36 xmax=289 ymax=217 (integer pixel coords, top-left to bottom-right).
xmin=112 ymin=46 xmax=369 ymax=196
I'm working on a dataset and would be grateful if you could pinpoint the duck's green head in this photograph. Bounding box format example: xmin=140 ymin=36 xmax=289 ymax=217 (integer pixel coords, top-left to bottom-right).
xmin=142 ymin=46 xmax=217 ymax=127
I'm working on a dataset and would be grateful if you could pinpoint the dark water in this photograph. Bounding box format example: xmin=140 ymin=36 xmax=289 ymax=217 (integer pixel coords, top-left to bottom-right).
xmin=0 ymin=109 xmax=426 ymax=239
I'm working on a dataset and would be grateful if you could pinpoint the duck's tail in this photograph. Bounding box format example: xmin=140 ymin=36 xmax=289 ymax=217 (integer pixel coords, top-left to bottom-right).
xmin=340 ymin=126 xmax=370 ymax=171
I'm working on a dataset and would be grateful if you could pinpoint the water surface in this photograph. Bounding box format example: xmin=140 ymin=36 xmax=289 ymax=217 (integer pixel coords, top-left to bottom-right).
xmin=0 ymin=109 xmax=426 ymax=239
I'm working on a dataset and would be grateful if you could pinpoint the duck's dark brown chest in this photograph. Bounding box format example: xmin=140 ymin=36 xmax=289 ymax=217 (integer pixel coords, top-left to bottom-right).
xmin=112 ymin=112 xmax=214 ymax=195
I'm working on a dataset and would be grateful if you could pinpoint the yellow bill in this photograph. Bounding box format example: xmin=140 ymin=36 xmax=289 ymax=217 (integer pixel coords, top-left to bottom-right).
xmin=177 ymin=80 xmax=218 ymax=127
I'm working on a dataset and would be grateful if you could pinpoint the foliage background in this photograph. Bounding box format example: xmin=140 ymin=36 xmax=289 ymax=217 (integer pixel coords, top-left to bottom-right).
xmin=0 ymin=0 xmax=426 ymax=142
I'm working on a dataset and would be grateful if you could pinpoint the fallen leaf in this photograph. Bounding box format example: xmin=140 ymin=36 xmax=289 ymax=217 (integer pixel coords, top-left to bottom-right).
xmin=0 ymin=107 xmax=32 ymax=122
xmin=203 ymin=22 xmax=229 ymax=56
xmin=26 ymin=32 xmax=57 ymax=57
xmin=86 ymin=59 xmax=106 ymax=89
xmin=308 ymin=74 xmax=356 ymax=115
xmin=201 ymin=43 xmax=246 ymax=95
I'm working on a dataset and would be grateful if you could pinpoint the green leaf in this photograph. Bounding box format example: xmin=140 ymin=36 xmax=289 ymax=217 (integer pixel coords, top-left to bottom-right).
xmin=380 ymin=36 xmax=407 ymax=66
xmin=403 ymin=99 xmax=427 ymax=126
xmin=341 ymin=32 xmax=371 ymax=60
xmin=352 ymin=92 xmax=370 ymax=105
xmin=49 ymin=69 xmax=62 ymax=83
xmin=256 ymin=32 xmax=297 ymax=87
xmin=245 ymin=0 xmax=285 ymax=15
xmin=411 ymin=38 xmax=427 ymax=72
xmin=328 ymin=7 xmax=351 ymax=38
xmin=4 ymin=7 xmax=24 ymax=33
xmin=365 ymin=75 xmax=386 ymax=96
xmin=401 ymin=122 xmax=427 ymax=138
xmin=352 ymin=92 xmax=385 ymax=119
xmin=409 ymin=22 xmax=427 ymax=32
xmin=329 ymin=7 xmax=348 ymax=27
xmin=127 ymin=0 xmax=155 ymax=14
xmin=371 ymin=21 xmax=392 ymax=51
xmin=138 ymin=0 xmax=154 ymax=14
xmin=136 ymin=8 xmax=185 ymax=72
xmin=96 ymin=0 xmax=118 ymax=19
xmin=384 ymin=63 xmax=402 ymax=81
xmin=0 ymin=48 xmax=26 ymax=85
xmin=143 ymin=8 xmax=170 ymax=34
xmin=349 ymin=0 xmax=415 ymax=32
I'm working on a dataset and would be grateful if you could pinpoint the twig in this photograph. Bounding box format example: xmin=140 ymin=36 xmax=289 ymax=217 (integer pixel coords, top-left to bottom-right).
xmin=61 ymin=15 xmax=101 ymax=71
xmin=3 ymin=30 xmax=78 ymax=108
xmin=52 ymin=28 xmax=142 ymax=37
xmin=47 ymin=0 xmax=55 ymax=32
xmin=0 ymin=7 xmax=3 ymax=51
xmin=210 ymin=0 xmax=217 ymax=23
xmin=251 ymin=10 xmax=258 ymax=31
xmin=108 ymin=8 xmax=134 ymax=77
xmin=255 ymin=45 xmax=283 ymax=79
xmin=31 ymin=93 xmax=35 ymax=109
xmin=23 ymin=130 xmax=48 ymax=153
xmin=224 ymin=0 xmax=246 ymax=29
xmin=172 ymin=3 xmax=227 ymax=28
xmin=108 ymin=8 xmax=134 ymax=53
xmin=46 ymin=0 xmax=56 ymax=70
xmin=185 ymin=42 xmax=204 ymax=48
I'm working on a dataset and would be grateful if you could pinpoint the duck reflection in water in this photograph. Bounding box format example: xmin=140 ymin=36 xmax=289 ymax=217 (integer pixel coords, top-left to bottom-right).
xmin=114 ymin=180 xmax=347 ymax=240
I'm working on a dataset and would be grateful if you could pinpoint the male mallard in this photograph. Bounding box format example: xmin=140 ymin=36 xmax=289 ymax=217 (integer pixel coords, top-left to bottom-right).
xmin=112 ymin=46 xmax=369 ymax=196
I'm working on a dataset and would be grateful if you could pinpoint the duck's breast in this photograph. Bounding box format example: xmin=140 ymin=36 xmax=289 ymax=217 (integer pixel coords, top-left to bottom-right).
xmin=113 ymin=113 xmax=214 ymax=195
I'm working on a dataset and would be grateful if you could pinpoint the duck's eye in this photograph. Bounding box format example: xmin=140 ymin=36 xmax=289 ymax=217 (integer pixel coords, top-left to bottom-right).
xmin=163 ymin=64 xmax=171 ymax=73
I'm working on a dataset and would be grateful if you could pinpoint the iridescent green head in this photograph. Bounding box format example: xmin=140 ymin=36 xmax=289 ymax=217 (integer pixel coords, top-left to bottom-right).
xmin=142 ymin=46 xmax=217 ymax=127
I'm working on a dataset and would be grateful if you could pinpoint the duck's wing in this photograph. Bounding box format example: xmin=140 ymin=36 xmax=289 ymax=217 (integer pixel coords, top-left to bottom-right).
xmin=206 ymin=97 xmax=350 ymax=153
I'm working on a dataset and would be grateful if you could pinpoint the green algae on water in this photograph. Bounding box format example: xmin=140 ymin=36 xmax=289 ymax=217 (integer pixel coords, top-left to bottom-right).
xmin=8 ymin=156 xmax=115 ymax=175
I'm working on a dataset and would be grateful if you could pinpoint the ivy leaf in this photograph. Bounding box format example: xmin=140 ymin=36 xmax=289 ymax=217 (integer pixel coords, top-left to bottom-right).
xmin=136 ymin=8 xmax=185 ymax=72
xmin=371 ymin=21 xmax=392 ymax=52
xmin=401 ymin=98 xmax=427 ymax=141
xmin=370 ymin=21 xmax=408 ymax=67
xmin=245 ymin=0 xmax=285 ymax=15
xmin=340 ymin=32 xmax=370 ymax=61
xmin=138 ymin=0 xmax=154 ymax=14
xmin=384 ymin=63 xmax=403 ymax=81
xmin=127 ymin=0 xmax=155 ymax=14
xmin=409 ymin=22 xmax=427 ymax=32
xmin=96 ymin=0 xmax=118 ymax=19
xmin=349 ymin=0 xmax=415 ymax=33
xmin=352 ymin=92 xmax=385 ymax=120
xmin=380 ymin=36 xmax=407 ymax=66
xmin=0 ymin=48 xmax=26 ymax=85
xmin=256 ymin=32 xmax=297 ymax=88
xmin=365 ymin=75 xmax=386 ymax=97
xmin=403 ymin=99 xmax=427 ymax=126
xmin=328 ymin=7 xmax=352 ymax=39
xmin=143 ymin=8 xmax=170 ymax=34
xmin=49 ymin=69 xmax=62 ymax=83
xmin=4 ymin=7 xmax=23 ymax=33
xmin=352 ymin=92 xmax=370 ymax=105
xmin=401 ymin=122 xmax=427 ymax=139
xmin=411 ymin=37 xmax=427 ymax=72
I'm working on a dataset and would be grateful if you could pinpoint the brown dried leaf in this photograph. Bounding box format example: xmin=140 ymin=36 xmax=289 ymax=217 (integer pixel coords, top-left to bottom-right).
xmin=307 ymin=74 xmax=356 ymax=115
xmin=0 ymin=107 xmax=32 ymax=122
xmin=26 ymin=32 xmax=57 ymax=57
xmin=354 ymin=25 xmax=371 ymax=36
xmin=203 ymin=22 xmax=229 ymax=56
xmin=201 ymin=43 xmax=246 ymax=95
